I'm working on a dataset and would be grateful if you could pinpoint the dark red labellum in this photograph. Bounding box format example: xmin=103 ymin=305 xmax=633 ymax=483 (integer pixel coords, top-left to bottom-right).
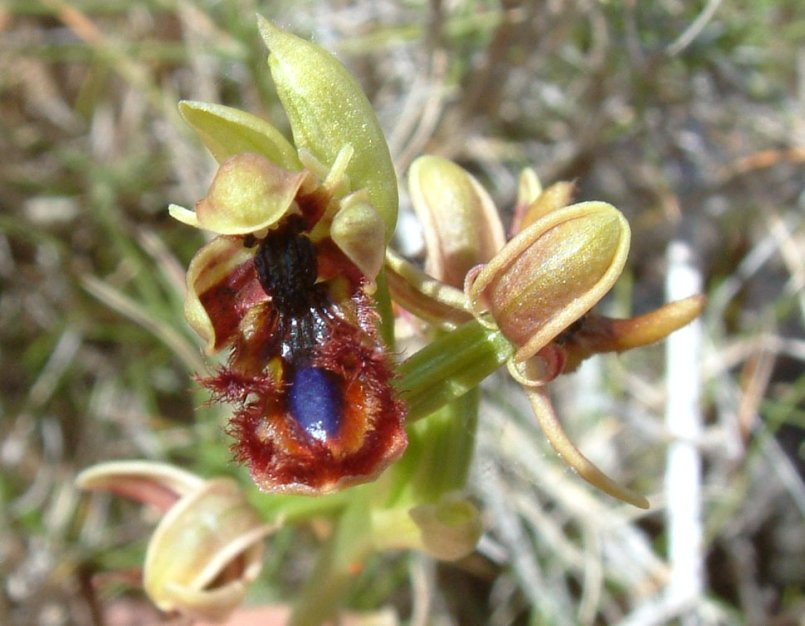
xmin=198 ymin=203 xmax=407 ymax=494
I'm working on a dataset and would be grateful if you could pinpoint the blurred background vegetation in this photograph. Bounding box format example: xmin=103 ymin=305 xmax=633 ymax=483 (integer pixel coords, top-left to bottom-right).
xmin=1 ymin=0 xmax=802 ymax=624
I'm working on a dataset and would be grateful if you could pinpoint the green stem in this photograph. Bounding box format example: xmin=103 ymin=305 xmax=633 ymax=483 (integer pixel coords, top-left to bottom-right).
xmin=248 ymin=488 xmax=354 ymax=524
xmin=387 ymin=386 xmax=480 ymax=507
xmin=288 ymin=499 xmax=373 ymax=626
xmin=396 ymin=320 xmax=513 ymax=422
xmin=287 ymin=321 xmax=511 ymax=624
xmin=373 ymin=268 xmax=396 ymax=349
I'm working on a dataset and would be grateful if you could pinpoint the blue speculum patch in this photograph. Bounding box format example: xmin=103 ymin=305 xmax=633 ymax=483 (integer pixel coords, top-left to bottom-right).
xmin=289 ymin=367 xmax=343 ymax=442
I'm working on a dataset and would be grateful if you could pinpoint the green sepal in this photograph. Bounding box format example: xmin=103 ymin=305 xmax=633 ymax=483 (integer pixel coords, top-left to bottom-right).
xmin=179 ymin=100 xmax=301 ymax=169
xmin=257 ymin=17 xmax=398 ymax=241
xmin=388 ymin=388 xmax=479 ymax=506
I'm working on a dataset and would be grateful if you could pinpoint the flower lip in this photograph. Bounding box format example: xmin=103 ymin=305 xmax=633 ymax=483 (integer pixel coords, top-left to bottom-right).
xmin=187 ymin=179 xmax=408 ymax=495
xmin=288 ymin=366 xmax=344 ymax=442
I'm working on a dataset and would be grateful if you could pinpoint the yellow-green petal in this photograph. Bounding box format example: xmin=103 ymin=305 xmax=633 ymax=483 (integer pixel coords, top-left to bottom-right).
xmin=194 ymin=153 xmax=308 ymax=235
xmin=330 ymin=192 xmax=385 ymax=285
xmin=184 ymin=236 xmax=255 ymax=353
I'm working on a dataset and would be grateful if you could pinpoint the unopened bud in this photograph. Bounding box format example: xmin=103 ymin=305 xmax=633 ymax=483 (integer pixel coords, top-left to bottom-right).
xmin=409 ymin=496 xmax=483 ymax=561
xmin=467 ymin=201 xmax=630 ymax=362
xmin=371 ymin=494 xmax=483 ymax=561
xmin=515 ymin=181 xmax=576 ymax=232
xmin=408 ymin=156 xmax=505 ymax=288
xmin=77 ymin=461 xmax=276 ymax=622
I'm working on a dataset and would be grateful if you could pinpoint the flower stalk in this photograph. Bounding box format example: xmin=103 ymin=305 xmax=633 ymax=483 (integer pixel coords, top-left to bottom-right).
xmin=396 ymin=320 xmax=513 ymax=421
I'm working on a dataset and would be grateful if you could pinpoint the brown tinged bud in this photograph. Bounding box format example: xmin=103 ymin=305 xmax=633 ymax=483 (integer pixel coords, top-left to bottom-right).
xmin=408 ymin=156 xmax=505 ymax=288
xmin=509 ymin=167 xmax=576 ymax=236
xmin=76 ymin=461 xmax=276 ymax=622
xmin=466 ymin=201 xmax=631 ymax=362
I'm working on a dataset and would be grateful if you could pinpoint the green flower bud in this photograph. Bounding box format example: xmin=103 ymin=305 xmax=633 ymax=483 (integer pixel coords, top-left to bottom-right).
xmin=408 ymin=156 xmax=505 ymax=288
xmin=258 ymin=17 xmax=398 ymax=241
xmin=408 ymin=496 xmax=483 ymax=561
xmin=371 ymin=494 xmax=483 ymax=561
xmin=467 ymin=202 xmax=630 ymax=362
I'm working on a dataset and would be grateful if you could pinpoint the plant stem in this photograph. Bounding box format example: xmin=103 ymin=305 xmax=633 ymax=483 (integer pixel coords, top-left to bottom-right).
xmin=396 ymin=319 xmax=512 ymax=422
xmin=288 ymin=499 xmax=373 ymax=626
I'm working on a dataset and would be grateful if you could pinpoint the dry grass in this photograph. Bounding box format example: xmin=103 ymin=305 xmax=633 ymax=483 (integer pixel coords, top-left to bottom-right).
xmin=1 ymin=1 xmax=803 ymax=625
